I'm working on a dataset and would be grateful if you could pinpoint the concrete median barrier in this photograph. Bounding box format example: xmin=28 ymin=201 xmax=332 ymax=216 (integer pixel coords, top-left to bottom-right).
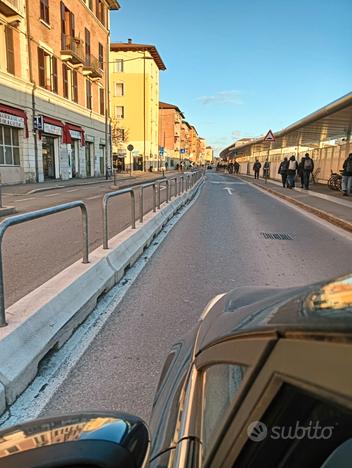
xmin=0 ymin=178 xmax=204 ymax=413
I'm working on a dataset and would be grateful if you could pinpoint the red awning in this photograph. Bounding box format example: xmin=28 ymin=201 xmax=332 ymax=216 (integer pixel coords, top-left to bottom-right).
xmin=63 ymin=123 xmax=85 ymax=146
xmin=43 ymin=116 xmax=64 ymax=128
xmin=0 ymin=104 xmax=29 ymax=138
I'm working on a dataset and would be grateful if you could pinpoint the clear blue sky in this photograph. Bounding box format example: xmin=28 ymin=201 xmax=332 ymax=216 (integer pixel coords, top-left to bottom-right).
xmin=111 ymin=0 xmax=352 ymax=155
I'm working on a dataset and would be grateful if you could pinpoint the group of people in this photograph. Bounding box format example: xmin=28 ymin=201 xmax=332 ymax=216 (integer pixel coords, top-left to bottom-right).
xmin=228 ymin=161 xmax=240 ymax=174
xmin=277 ymin=153 xmax=314 ymax=190
xmin=253 ymin=159 xmax=270 ymax=179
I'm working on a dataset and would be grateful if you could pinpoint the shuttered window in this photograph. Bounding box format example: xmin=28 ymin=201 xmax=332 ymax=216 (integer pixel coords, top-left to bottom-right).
xmin=62 ymin=64 xmax=69 ymax=98
xmin=99 ymin=88 xmax=105 ymax=115
xmin=98 ymin=43 xmax=104 ymax=70
xmin=5 ymin=26 xmax=15 ymax=75
xmin=85 ymin=28 xmax=91 ymax=64
xmin=86 ymin=79 xmax=92 ymax=110
xmin=40 ymin=0 xmax=50 ymax=24
xmin=52 ymin=57 xmax=58 ymax=94
xmin=72 ymin=70 xmax=78 ymax=103
xmin=38 ymin=47 xmax=45 ymax=87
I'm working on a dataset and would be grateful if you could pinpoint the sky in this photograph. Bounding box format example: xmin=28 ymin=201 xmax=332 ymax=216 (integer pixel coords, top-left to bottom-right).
xmin=110 ymin=0 xmax=352 ymax=155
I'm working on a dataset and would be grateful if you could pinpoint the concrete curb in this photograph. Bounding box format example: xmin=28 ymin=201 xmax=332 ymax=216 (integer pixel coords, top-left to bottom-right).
xmin=0 ymin=179 xmax=204 ymax=412
xmin=241 ymin=177 xmax=352 ymax=234
xmin=0 ymin=207 xmax=16 ymax=217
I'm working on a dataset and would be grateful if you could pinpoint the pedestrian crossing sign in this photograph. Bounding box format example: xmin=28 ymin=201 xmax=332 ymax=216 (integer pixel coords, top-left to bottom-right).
xmin=264 ymin=130 xmax=275 ymax=142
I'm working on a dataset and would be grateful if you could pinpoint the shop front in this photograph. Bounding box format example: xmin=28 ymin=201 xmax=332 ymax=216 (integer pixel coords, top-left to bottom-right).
xmin=64 ymin=124 xmax=85 ymax=178
xmin=0 ymin=104 xmax=28 ymax=184
xmin=41 ymin=118 xmax=63 ymax=179
xmin=85 ymin=135 xmax=95 ymax=177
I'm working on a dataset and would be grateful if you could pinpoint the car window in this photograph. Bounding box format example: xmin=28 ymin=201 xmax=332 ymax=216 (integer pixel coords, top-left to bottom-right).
xmin=233 ymin=383 xmax=352 ymax=468
xmin=202 ymin=364 xmax=246 ymax=456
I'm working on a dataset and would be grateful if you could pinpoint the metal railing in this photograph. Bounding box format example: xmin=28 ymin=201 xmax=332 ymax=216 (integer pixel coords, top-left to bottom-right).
xmin=103 ymin=187 xmax=136 ymax=249
xmin=0 ymin=171 xmax=204 ymax=326
xmin=0 ymin=201 xmax=89 ymax=327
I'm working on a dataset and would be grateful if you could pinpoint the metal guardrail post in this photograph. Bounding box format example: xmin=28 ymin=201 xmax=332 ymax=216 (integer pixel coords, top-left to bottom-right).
xmin=0 ymin=201 xmax=89 ymax=327
xmin=0 ymin=174 xmax=2 ymax=208
xmin=139 ymin=186 xmax=144 ymax=223
xmin=131 ymin=189 xmax=136 ymax=229
xmin=153 ymin=183 xmax=157 ymax=213
xmin=157 ymin=181 xmax=161 ymax=209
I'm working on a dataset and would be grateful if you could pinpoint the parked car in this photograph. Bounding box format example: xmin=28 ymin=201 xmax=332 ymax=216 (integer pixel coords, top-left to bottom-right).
xmin=0 ymin=274 xmax=351 ymax=467
xmin=207 ymin=165 xmax=213 ymax=170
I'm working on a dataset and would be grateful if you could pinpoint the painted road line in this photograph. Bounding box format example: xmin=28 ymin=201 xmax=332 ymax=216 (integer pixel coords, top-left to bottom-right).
xmin=45 ymin=193 xmax=59 ymax=197
xmin=16 ymin=198 xmax=35 ymax=202
xmin=86 ymin=195 xmax=101 ymax=200
xmin=224 ymin=187 xmax=233 ymax=195
xmin=66 ymin=189 xmax=79 ymax=193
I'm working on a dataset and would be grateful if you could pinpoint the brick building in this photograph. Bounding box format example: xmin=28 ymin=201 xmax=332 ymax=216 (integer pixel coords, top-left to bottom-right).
xmin=0 ymin=0 xmax=119 ymax=184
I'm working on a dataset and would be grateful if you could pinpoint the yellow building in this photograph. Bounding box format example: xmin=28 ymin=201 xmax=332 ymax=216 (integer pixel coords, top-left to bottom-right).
xmin=205 ymin=146 xmax=214 ymax=163
xmin=110 ymin=40 xmax=166 ymax=171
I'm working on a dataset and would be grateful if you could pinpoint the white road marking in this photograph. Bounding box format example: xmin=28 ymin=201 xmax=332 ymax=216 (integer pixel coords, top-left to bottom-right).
xmin=224 ymin=187 xmax=233 ymax=195
xmin=66 ymin=189 xmax=79 ymax=192
xmin=160 ymin=186 xmax=166 ymax=191
xmin=16 ymin=197 xmax=35 ymax=202
xmin=210 ymin=181 xmax=245 ymax=185
xmin=86 ymin=195 xmax=101 ymax=200
xmin=45 ymin=193 xmax=59 ymax=197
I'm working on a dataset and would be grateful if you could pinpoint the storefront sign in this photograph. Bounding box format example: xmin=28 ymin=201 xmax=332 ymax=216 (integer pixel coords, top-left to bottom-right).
xmin=0 ymin=112 xmax=25 ymax=129
xmin=85 ymin=134 xmax=94 ymax=142
xmin=44 ymin=123 xmax=62 ymax=136
xmin=69 ymin=130 xmax=81 ymax=140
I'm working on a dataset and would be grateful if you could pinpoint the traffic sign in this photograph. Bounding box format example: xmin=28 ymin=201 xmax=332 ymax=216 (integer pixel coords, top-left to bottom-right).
xmin=264 ymin=130 xmax=275 ymax=142
xmin=127 ymin=144 xmax=134 ymax=151
xmin=33 ymin=115 xmax=44 ymax=131
xmin=159 ymin=147 xmax=164 ymax=155
xmin=180 ymin=148 xmax=186 ymax=154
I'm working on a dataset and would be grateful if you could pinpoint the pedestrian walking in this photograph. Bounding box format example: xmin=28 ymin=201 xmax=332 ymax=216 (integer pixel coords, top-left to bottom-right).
xmin=263 ymin=159 xmax=270 ymax=180
xmin=287 ymin=155 xmax=298 ymax=189
xmin=342 ymin=152 xmax=352 ymax=196
xmin=234 ymin=160 xmax=240 ymax=174
xmin=253 ymin=159 xmax=261 ymax=179
xmin=303 ymin=153 xmax=314 ymax=190
xmin=297 ymin=157 xmax=305 ymax=188
xmin=278 ymin=157 xmax=289 ymax=188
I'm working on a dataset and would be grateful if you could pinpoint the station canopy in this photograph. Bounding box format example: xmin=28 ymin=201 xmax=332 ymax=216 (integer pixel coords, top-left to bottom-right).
xmin=220 ymin=92 xmax=352 ymax=159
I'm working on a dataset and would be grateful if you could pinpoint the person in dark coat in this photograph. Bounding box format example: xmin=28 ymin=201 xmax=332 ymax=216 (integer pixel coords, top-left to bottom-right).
xmin=278 ymin=157 xmax=289 ymax=188
xmin=342 ymin=152 xmax=352 ymax=196
xmin=234 ymin=160 xmax=240 ymax=174
xmin=302 ymin=153 xmax=314 ymax=190
xmin=253 ymin=159 xmax=261 ymax=179
xmin=287 ymin=155 xmax=298 ymax=189
xmin=297 ymin=157 xmax=305 ymax=188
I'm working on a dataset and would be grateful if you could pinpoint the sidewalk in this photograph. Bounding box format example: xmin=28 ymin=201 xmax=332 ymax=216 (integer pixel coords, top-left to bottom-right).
xmin=2 ymin=171 xmax=178 ymax=196
xmin=238 ymin=174 xmax=352 ymax=233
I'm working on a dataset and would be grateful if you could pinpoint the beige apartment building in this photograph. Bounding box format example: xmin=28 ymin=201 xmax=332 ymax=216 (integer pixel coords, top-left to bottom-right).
xmin=0 ymin=0 xmax=119 ymax=184
xmin=110 ymin=40 xmax=166 ymax=171
xmin=159 ymin=101 xmax=186 ymax=168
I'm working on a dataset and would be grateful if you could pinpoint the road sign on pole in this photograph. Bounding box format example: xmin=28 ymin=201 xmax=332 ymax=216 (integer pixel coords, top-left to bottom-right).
xmin=264 ymin=130 xmax=275 ymax=142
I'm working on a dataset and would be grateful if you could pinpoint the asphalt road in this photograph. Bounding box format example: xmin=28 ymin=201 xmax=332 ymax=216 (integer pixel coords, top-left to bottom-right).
xmin=40 ymin=172 xmax=352 ymax=423
xmin=2 ymin=179 xmax=170 ymax=307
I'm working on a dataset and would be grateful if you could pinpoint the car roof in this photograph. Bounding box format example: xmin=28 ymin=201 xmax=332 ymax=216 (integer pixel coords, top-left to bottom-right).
xmin=195 ymin=274 xmax=352 ymax=354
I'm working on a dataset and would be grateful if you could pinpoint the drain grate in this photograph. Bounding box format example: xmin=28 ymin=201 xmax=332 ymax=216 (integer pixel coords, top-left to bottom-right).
xmin=260 ymin=232 xmax=294 ymax=240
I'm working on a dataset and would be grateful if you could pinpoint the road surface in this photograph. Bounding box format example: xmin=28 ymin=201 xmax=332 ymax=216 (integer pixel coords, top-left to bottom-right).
xmin=39 ymin=172 xmax=352 ymax=423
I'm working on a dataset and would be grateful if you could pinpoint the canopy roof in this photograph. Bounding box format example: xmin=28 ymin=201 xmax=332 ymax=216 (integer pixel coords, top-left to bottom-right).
xmin=220 ymin=92 xmax=352 ymax=158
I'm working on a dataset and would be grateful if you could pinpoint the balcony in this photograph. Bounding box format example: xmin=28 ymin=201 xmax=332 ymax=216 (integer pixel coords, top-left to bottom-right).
xmin=0 ymin=0 xmax=23 ymax=18
xmin=61 ymin=35 xmax=84 ymax=65
xmin=82 ymin=54 xmax=103 ymax=79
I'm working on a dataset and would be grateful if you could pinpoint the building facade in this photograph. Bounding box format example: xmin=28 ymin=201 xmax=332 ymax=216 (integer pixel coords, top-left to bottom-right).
xmin=205 ymin=146 xmax=214 ymax=163
xmin=110 ymin=40 xmax=166 ymax=171
xmin=159 ymin=101 xmax=186 ymax=168
xmin=0 ymin=0 xmax=119 ymax=184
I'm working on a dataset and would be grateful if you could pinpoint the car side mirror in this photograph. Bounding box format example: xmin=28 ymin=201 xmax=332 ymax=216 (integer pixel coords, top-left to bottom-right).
xmin=0 ymin=411 xmax=149 ymax=468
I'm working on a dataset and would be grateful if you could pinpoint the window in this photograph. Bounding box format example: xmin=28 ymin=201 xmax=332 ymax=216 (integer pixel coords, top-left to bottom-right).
xmin=5 ymin=26 xmax=15 ymax=75
xmin=85 ymin=28 xmax=90 ymax=64
xmin=96 ymin=0 xmax=105 ymax=26
xmin=71 ymin=69 xmax=78 ymax=103
xmin=62 ymin=64 xmax=69 ymax=98
xmin=98 ymin=43 xmax=104 ymax=70
xmin=0 ymin=126 xmax=20 ymax=166
xmin=234 ymin=384 xmax=352 ymax=468
xmin=86 ymin=79 xmax=92 ymax=110
xmin=115 ymin=82 xmax=124 ymax=96
xmin=40 ymin=0 xmax=50 ymax=24
xmin=37 ymin=47 xmax=58 ymax=93
xmin=60 ymin=2 xmax=75 ymax=49
xmin=114 ymin=59 xmax=123 ymax=73
xmin=202 ymin=364 xmax=246 ymax=455
xmin=52 ymin=57 xmax=58 ymax=94
xmin=99 ymin=87 xmax=105 ymax=115
xmin=115 ymin=106 xmax=124 ymax=119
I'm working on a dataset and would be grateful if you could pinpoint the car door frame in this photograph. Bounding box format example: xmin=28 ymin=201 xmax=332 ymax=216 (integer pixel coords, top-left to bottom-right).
xmin=172 ymin=332 xmax=278 ymax=467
